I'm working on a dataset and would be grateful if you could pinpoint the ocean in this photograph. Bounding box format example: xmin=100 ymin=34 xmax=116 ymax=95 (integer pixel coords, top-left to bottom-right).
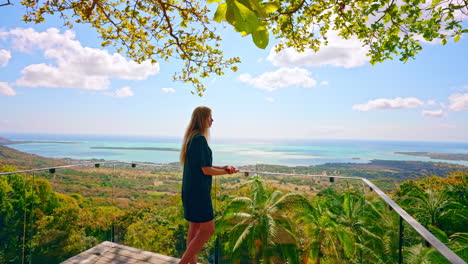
xmin=2 ymin=133 xmax=468 ymax=167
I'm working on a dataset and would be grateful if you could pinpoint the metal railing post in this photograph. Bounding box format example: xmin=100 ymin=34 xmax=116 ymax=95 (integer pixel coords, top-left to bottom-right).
xmin=399 ymin=216 xmax=404 ymax=264
xmin=214 ymin=237 xmax=220 ymax=264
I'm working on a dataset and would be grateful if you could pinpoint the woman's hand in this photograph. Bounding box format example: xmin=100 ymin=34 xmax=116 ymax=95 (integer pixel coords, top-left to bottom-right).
xmin=223 ymin=165 xmax=240 ymax=174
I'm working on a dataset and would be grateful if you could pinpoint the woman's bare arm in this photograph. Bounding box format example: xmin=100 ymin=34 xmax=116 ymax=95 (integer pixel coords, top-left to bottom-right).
xmin=201 ymin=166 xmax=239 ymax=176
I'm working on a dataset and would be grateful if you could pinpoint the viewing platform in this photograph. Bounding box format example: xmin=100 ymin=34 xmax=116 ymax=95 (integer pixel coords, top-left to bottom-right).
xmin=62 ymin=241 xmax=188 ymax=264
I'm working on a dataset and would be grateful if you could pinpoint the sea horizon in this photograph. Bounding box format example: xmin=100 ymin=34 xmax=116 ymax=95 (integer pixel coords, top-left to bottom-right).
xmin=3 ymin=132 xmax=468 ymax=144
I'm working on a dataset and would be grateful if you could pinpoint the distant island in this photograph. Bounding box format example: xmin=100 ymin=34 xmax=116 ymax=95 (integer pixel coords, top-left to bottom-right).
xmin=90 ymin=146 xmax=180 ymax=152
xmin=0 ymin=136 xmax=81 ymax=145
xmin=395 ymin=152 xmax=468 ymax=161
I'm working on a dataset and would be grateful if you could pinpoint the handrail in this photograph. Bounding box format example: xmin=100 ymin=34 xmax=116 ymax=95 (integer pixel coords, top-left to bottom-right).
xmin=362 ymin=179 xmax=465 ymax=264
xmin=0 ymin=161 xmax=182 ymax=176
xmin=0 ymin=163 xmax=465 ymax=264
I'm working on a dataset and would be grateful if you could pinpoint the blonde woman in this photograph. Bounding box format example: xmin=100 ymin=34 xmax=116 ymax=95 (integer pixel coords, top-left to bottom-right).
xmin=179 ymin=106 xmax=239 ymax=264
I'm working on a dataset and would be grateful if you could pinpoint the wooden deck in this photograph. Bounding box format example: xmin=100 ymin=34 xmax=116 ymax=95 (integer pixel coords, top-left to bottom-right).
xmin=62 ymin=241 xmax=187 ymax=264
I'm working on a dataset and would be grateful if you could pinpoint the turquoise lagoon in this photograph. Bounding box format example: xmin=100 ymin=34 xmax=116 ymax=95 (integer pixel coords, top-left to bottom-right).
xmin=2 ymin=133 xmax=468 ymax=167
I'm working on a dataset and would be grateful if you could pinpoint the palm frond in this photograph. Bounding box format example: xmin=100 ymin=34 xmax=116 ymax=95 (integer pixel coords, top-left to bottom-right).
xmin=404 ymin=243 xmax=435 ymax=264
xmin=355 ymin=243 xmax=386 ymax=264
xmin=265 ymin=190 xmax=283 ymax=207
xmin=271 ymin=193 xmax=311 ymax=212
xmin=233 ymin=221 xmax=255 ymax=252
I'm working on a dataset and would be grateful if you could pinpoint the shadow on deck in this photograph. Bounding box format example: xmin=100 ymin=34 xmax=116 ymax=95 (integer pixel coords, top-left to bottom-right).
xmin=62 ymin=241 xmax=187 ymax=264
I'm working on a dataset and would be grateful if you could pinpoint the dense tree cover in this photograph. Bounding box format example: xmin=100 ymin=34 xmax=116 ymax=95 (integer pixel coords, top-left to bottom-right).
xmin=5 ymin=0 xmax=466 ymax=94
xmin=215 ymin=172 xmax=467 ymax=263
xmin=246 ymin=160 xmax=468 ymax=191
xmin=0 ymin=162 xmax=466 ymax=263
xmin=0 ymin=164 xmax=191 ymax=263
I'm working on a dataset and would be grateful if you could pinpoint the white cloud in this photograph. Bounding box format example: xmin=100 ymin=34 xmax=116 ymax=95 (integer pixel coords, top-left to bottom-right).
xmin=422 ymin=109 xmax=446 ymax=117
xmin=1 ymin=28 xmax=159 ymax=90
xmin=0 ymin=82 xmax=16 ymax=96
xmin=161 ymin=87 xmax=175 ymax=93
xmin=0 ymin=49 xmax=11 ymax=67
xmin=426 ymin=100 xmax=437 ymax=107
xmin=320 ymin=81 xmax=329 ymax=86
xmin=352 ymin=97 xmax=424 ymax=111
xmin=449 ymin=93 xmax=468 ymax=111
xmin=265 ymin=97 xmax=275 ymax=103
xmin=115 ymin=86 xmax=134 ymax=98
xmin=238 ymin=67 xmax=317 ymax=91
xmin=267 ymin=31 xmax=369 ymax=68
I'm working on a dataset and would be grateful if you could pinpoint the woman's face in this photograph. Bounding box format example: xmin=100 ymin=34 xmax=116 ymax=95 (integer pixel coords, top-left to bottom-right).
xmin=207 ymin=114 xmax=214 ymax=128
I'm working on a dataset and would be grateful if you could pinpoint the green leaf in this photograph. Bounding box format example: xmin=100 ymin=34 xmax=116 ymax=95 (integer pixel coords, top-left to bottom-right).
xmin=225 ymin=0 xmax=236 ymax=25
xmin=263 ymin=2 xmax=279 ymax=14
xmin=441 ymin=38 xmax=447 ymax=45
xmin=454 ymin=34 xmax=461 ymax=42
xmin=207 ymin=0 xmax=223 ymax=3
xmin=101 ymin=40 xmax=112 ymax=47
xmin=427 ymin=225 xmax=449 ymax=243
xmin=231 ymin=0 xmax=260 ymax=33
xmin=450 ymin=4 xmax=466 ymax=10
xmin=461 ymin=29 xmax=468 ymax=34
xmin=239 ymin=0 xmax=267 ymax=18
xmin=214 ymin=3 xmax=227 ymax=22
xmin=252 ymin=26 xmax=269 ymax=49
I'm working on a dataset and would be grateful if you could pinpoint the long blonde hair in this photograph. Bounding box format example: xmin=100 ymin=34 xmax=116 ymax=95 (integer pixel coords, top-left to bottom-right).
xmin=180 ymin=106 xmax=212 ymax=165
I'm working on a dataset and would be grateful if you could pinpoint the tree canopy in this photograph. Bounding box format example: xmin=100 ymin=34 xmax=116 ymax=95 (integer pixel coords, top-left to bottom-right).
xmin=6 ymin=0 xmax=468 ymax=95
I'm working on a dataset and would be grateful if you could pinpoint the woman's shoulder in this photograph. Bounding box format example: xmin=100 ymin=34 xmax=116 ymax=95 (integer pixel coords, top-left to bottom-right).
xmin=192 ymin=133 xmax=206 ymax=139
xmin=191 ymin=133 xmax=207 ymax=144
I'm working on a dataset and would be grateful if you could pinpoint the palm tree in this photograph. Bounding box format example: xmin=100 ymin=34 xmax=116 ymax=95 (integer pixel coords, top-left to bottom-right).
xmin=399 ymin=183 xmax=465 ymax=229
xmin=298 ymin=197 xmax=355 ymax=264
xmin=351 ymin=194 xmax=400 ymax=264
xmin=330 ymin=186 xmax=402 ymax=264
xmin=217 ymin=175 xmax=307 ymax=264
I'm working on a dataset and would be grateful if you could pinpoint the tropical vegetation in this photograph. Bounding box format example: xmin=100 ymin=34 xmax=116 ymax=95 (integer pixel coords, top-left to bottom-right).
xmin=0 ymin=146 xmax=466 ymax=263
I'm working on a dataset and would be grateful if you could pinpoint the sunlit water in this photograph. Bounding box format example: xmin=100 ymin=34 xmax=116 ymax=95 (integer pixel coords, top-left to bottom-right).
xmin=3 ymin=133 xmax=468 ymax=167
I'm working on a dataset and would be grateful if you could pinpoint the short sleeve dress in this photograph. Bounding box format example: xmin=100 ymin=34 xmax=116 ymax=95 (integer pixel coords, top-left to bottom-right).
xmin=182 ymin=133 xmax=214 ymax=223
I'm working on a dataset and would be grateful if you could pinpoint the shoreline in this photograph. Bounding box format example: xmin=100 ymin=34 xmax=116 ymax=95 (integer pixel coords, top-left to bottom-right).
xmin=2 ymin=140 xmax=82 ymax=145
xmin=90 ymin=146 xmax=180 ymax=152
xmin=395 ymin=152 xmax=468 ymax=162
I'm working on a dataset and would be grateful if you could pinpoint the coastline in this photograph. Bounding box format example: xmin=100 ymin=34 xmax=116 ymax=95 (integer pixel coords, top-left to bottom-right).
xmin=395 ymin=152 xmax=468 ymax=161
xmin=90 ymin=146 xmax=180 ymax=151
xmin=2 ymin=134 xmax=468 ymax=167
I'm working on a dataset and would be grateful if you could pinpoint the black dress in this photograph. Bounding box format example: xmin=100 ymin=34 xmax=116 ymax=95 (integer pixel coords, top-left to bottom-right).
xmin=182 ymin=133 xmax=214 ymax=223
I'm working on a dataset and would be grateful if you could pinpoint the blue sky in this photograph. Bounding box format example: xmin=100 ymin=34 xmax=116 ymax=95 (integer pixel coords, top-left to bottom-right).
xmin=0 ymin=4 xmax=467 ymax=142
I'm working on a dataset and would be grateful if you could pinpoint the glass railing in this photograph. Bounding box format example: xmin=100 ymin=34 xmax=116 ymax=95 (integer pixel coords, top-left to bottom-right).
xmin=0 ymin=162 xmax=465 ymax=264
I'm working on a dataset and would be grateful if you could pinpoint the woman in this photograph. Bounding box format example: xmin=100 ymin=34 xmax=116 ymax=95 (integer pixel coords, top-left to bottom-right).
xmin=179 ymin=106 xmax=239 ymax=264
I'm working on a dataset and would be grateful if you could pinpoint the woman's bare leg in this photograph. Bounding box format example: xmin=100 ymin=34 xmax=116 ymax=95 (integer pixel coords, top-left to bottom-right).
xmin=179 ymin=220 xmax=215 ymax=264
xmin=187 ymin=222 xmax=200 ymax=264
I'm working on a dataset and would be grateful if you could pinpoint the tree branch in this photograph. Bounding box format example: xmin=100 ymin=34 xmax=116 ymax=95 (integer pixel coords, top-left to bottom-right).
xmin=85 ymin=0 xmax=99 ymax=18
xmin=0 ymin=0 xmax=12 ymax=7
xmin=278 ymin=0 xmax=306 ymax=16
xmin=156 ymin=0 xmax=190 ymax=60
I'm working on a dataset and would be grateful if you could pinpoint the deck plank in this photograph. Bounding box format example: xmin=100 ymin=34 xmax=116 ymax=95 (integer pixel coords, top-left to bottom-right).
xmin=61 ymin=241 xmax=192 ymax=264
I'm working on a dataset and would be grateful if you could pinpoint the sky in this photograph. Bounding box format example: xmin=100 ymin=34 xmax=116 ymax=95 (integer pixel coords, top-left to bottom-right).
xmin=0 ymin=4 xmax=467 ymax=142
